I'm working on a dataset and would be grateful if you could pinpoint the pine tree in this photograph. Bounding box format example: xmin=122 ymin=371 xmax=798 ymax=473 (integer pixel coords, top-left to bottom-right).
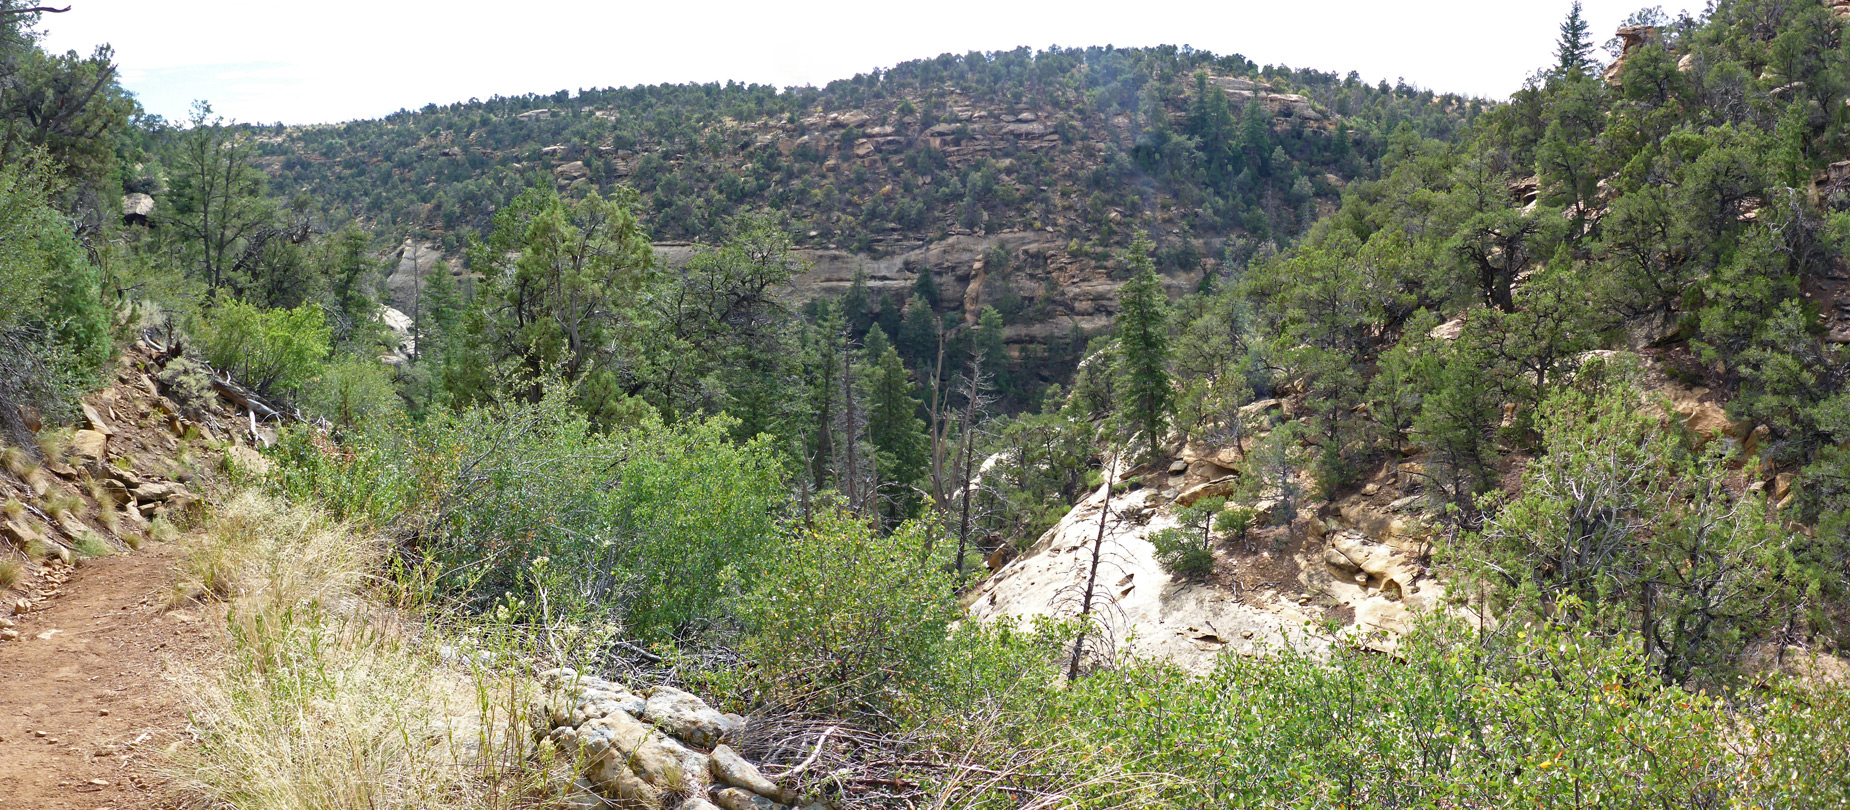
xmin=1556 ymin=1 xmax=1595 ymax=80
xmin=863 ymin=327 xmax=929 ymax=527
xmin=1113 ymin=233 xmax=1173 ymax=459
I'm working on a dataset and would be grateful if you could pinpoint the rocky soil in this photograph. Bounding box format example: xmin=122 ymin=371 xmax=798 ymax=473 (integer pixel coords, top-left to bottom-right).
xmin=0 ymin=541 xmax=212 ymax=810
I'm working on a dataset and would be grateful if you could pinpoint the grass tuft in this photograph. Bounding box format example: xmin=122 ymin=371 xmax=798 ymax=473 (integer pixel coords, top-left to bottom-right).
xmin=36 ymin=428 xmax=71 ymax=463
xmin=0 ymin=556 xmax=21 ymax=590
xmin=41 ymin=490 xmax=83 ymax=520
xmin=73 ymin=530 xmax=112 ymax=559
xmin=2 ymin=497 xmax=22 ymax=520
xmin=149 ymin=515 xmax=179 ymax=544
xmin=1 ymin=445 xmax=31 ymax=477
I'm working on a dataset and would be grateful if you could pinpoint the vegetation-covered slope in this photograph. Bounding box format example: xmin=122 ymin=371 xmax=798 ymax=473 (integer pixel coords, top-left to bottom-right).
xmin=3 ymin=1 xmax=1850 ymax=808
xmin=237 ymin=46 xmax=1480 ymax=257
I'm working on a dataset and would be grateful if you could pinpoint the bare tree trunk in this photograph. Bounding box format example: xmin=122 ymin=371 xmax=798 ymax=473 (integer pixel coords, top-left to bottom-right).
xmin=1068 ymin=452 xmax=1117 ymax=681
xmin=954 ymin=359 xmax=982 ymax=576
xmin=841 ymin=339 xmax=862 ymax=515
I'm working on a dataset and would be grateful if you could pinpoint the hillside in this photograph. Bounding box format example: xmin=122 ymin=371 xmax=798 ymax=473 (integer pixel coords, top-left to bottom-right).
xmin=6 ymin=1 xmax=1850 ymax=808
xmin=209 ymin=48 xmax=1485 ymax=372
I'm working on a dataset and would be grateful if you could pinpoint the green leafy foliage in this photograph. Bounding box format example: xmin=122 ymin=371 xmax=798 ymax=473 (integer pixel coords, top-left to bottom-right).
xmin=270 ymin=386 xmax=785 ymax=645
xmin=731 ymin=505 xmax=955 ymax=715
xmin=194 ymin=300 xmax=330 ymax=399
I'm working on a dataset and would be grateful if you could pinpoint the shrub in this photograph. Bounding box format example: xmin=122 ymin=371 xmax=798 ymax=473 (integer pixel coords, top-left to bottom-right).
xmin=72 ymin=530 xmax=111 ymax=559
xmin=732 ymin=505 xmax=956 ymax=716
xmin=271 ymin=385 xmax=786 ymax=647
xmin=303 ymin=354 xmax=399 ymax=428
xmin=195 ymin=300 xmax=329 ymax=399
xmin=0 ymin=154 xmax=111 ymax=441
xmin=1150 ymin=526 xmax=1215 ymax=578
xmin=1151 ymin=496 xmax=1222 ymax=578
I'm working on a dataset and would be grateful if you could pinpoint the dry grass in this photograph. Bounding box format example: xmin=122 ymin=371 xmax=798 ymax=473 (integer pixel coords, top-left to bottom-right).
xmin=1 ymin=445 xmax=32 ymax=477
xmin=41 ymin=489 xmax=82 ymax=520
xmin=36 ymin=428 xmax=70 ymax=463
xmin=0 ymin=556 xmax=21 ymax=590
xmin=166 ymin=491 xmax=553 ymax=810
xmin=2 ymin=497 xmax=23 ymax=520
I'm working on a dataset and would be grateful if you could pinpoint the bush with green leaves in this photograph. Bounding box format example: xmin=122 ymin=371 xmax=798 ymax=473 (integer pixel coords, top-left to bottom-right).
xmin=1150 ymin=496 xmax=1223 ymax=578
xmin=302 ymin=354 xmax=399 ymax=428
xmin=270 ymin=384 xmax=785 ymax=647
xmin=1459 ymin=383 xmax=1807 ymax=685
xmin=728 ymin=504 xmax=956 ymax=716
xmin=195 ymin=300 xmax=330 ymax=399
xmin=0 ymin=154 xmax=112 ymax=441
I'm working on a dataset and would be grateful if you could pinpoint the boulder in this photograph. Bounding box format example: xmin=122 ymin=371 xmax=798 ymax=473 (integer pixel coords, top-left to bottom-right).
xmin=1175 ymin=477 xmax=1238 ymax=508
xmin=131 ymin=481 xmax=189 ymax=503
xmin=81 ymin=403 xmax=113 ymax=435
xmin=710 ymin=744 xmax=787 ymax=800
xmin=2 ymin=519 xmax=44 ymax=548
xmin=711 ymin=787 xmax=782 ymax=810
xmin=1428 ymin=318 xmax=1466 ymax=341
xmin=1238 ymin=398 xmax=1283 ymax=419
xmin=677 ymin=800 xmax=725 ymax=810
xmin=68 ymin=430 xmax=108 ymax=465
xmin=643 ymin=685 xmax=741 ymax=748
xmin=579 ymin=710 xmax=704 ymax=800
xmin=555 ymin=161 xmax=589 ymax=180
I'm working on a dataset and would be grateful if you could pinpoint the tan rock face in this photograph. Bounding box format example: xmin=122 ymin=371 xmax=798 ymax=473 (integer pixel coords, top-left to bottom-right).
xmin=68 ymin=430 xmax=108 ymax=465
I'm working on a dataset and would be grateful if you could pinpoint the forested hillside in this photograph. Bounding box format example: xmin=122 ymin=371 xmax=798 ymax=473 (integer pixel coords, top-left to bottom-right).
xmin=2 ymin=1 xmax=1850 ymax=808
xmin=237 ymin=47 xmax=1477 ymax=253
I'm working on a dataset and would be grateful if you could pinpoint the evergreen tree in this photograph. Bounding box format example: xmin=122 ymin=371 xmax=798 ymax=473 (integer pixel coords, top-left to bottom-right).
xmin=897 ymin=293 xmax=937 ymax=366
xmin=1113 ymin=234 xmax=1173 ymax=459
xmin=1556 ymin=1 xmax=1596 ymax=80
xmin=863 ymin=326 xmax=928 ymax=527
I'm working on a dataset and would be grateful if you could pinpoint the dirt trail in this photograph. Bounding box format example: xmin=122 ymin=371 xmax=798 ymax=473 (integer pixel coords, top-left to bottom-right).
xmin=0 ymin=541 xmax=212 ymax=810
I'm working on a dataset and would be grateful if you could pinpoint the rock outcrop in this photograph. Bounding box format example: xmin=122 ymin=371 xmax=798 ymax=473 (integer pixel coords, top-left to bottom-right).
xmin=538 ymin=669 xmax=822 ymax=810
xmin=1604 ymin=26 xmax=1661 ymax=85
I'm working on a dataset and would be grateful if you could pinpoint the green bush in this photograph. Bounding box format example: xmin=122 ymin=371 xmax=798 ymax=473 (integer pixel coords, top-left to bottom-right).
xmin=195 ymin=300 xmax=330 ymax=399
xmin=270 ymin=385 xmax=786 ymax=646
xmin=1149 ymin=526 xmax=1214 ymax=578
xmin=732 ymin=504 xmax=956 ymax=715
xmin=0 ymin=154 xmax=112 ymax=439
xmin=303 ymin=354 xmax=399 ymax=428
xmin=1151 ymin=496 xmax=1222 ymax=578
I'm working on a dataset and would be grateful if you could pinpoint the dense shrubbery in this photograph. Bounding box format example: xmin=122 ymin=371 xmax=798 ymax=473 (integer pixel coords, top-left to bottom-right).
xmin=0 ymin=155 xmax=113 ymax=442
xmin=271 ymin=387 xmax=787 ymax=644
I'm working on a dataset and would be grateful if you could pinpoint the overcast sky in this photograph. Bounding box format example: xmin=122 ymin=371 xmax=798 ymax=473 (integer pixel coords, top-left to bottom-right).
xmin=37 ymin=1 xmax=1698 ymax=126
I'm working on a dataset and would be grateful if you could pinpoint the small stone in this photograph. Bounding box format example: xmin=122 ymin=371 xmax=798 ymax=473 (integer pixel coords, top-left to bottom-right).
xmin=99 ymin=709 xmax=110 ymax=716
xmin=33 ymin=729 xmax=47 ymax=737
xmin=0 ymin=616 xmax=12 ymax=628
xmin=13 ymin=599 xmax=29 ymax=614
xmin=0 ymin=629 xmax=18 ymax=641
xmin=87 ymin=778 xmax=109 ymax=786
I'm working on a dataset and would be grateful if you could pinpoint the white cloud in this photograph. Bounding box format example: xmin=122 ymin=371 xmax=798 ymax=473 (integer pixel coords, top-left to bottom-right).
xmin=36 ymin=0 xmax=1696 ymax=125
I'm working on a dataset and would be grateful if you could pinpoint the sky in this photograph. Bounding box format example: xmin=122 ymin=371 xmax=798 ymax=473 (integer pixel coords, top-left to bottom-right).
xmin=35 ymin=1 xmax=1700 ymax=126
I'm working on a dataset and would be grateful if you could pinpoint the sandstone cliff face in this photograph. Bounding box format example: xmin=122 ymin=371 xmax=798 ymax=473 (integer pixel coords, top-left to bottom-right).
xmin=654 ymin=230 xmax=1201 ymax=351
xmin=965 ymin=434 xmax=1450 ymax=673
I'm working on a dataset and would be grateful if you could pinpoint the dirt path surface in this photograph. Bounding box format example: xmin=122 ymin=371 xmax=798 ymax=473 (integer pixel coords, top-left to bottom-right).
xmin=0 ymin=541 xmax=210 ymax=810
